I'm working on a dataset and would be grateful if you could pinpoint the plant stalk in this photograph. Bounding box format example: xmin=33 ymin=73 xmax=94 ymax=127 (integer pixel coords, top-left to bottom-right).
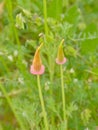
xmin=63 ymin=0 xmax=69 ymax=9
xmin=6 ymin=0 xmax=20 ymax=46
xmin=37 ymin=75 xmax=49 ymax=130
xmin=60 ymin=65 xmax=67 ymax=130
xmin=43 ymin=0 xmax=48 ymax=39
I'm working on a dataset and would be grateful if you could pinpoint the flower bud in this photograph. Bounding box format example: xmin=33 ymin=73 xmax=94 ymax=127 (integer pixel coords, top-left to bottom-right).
xmin=56 ymin=39 xmax=67 ymax=65
xmin=30 ymin=43 xmax=45 ymax=75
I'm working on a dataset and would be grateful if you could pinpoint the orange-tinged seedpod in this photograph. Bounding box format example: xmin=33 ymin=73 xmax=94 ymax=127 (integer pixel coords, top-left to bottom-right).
xmin=30 ymin=43 xmax=45 ymax=75
xmin=56 ymin=39 xmax=67 ymax=65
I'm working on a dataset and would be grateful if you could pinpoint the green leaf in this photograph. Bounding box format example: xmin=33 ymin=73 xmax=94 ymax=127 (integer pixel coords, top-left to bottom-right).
xmin=81 ymin=38 xmax=98 ymax=54
xmin=81 ymin=23 xmax=98 ymax=54
xmin=63 ymin=5 xmax=80 ymax=35
xmin=64 ymin=5 xmax=80 ymax=24
xmin=47 ymin=0 xmax=63 ymax=20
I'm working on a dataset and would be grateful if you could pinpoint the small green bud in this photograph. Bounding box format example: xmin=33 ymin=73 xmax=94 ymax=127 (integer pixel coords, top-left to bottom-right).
xmin=15 ymin=13 xmax=25 ymax=29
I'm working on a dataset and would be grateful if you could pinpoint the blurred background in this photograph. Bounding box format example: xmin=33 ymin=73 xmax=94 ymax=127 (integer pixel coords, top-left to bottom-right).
xmin=0 ymin=0 xmax=98 ymax=130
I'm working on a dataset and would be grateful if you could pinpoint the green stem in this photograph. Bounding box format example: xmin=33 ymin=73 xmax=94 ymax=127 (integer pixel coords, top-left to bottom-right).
xmin=6 ymin=0 xmax=20 ymax=46
xmin=63 ymin=0 xmax=69 ymax=9
xmin=6 ymin=0 xmax=22 ymax=67
xmin=66 ymin=0 xmax=69 ymax=8
xmin=75 ymin=113 xmax=78 ymax=130
xmin=43 ymin=1 xmax=53 ymax=124
xmin=0 ymin=123 xmax=3 ymax=130
xmin=60 ymin=65 xmax=67 ymax=130
xmin=37 ymin=75 xmax=49 ymax=130
xmin=43 ymin=0 xmax=48 ymax=39
xmin=0 ymin=84 xmax=26 ymax=130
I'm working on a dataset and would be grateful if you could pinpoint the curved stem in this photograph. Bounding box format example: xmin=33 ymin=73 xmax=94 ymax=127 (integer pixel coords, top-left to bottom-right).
xmin=37 ymin=75 xmax=49 ymax=130
xmin=0 ymin=84 xmax=26 ymax=130
xmin=60 ymin=65 xmax=67 ymax=130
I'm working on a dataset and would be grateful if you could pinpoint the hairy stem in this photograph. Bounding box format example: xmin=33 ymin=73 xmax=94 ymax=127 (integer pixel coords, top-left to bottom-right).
xmin=37 ymin=75 xmax=49 ymax=130
xmin=60 ymin=65 xmax=67 ymax=129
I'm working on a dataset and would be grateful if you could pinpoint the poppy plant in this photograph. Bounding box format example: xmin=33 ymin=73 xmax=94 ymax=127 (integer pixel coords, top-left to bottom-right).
xmin=56 ymin=39 xmax=67 ymax=130
xmin=30 ymin=43 xmax=49 ymax=130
